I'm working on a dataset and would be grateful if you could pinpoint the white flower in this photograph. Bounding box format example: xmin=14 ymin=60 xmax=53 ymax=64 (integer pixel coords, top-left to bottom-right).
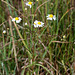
xmin=63 ymin=35 xmax=66 ymax=39
xmin=12 ymin=17 xmax=22 ymax=23
xmin=25 ymin=2 xmax=33 ymax=8
xmin=7 ymin=28 xmax=9 ymax=30
xmin=25 ymin=8 xmax=27 ymax=10
xmin=25 ymin=23 xmax=27 ymax=25
xmin=3 ymin=30 xmax=6 ymax=34
xmin=34 ymin=20 xmax=39 ymax=28
xmin=33 ymin=20 xmax=44 ymax=28
xmin=46 ymin=14 xmax=56 ymax=20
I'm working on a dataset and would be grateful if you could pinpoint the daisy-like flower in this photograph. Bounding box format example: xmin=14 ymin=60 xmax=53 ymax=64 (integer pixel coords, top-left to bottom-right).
xmin=25 ymin=8 xmax=27 ymax=10
xmin=7 ymin=28 xmax=9 ymax=30
xmin=63 ymin=35 xmax=66 ymax=39
xmin=25 ymin=23 xmax=27 ymax=25
xmin=25 ymin=2 xmax=33 ymax=8
xmin=46 ymin=14 xmax=56 ymax=20
xmin=3 ymin=30 xmax=6 ymax=34
xmin=33 ymin=20 xmax=44 ymax=28
xmin=12 ymin=17 xmax=22 ymax=23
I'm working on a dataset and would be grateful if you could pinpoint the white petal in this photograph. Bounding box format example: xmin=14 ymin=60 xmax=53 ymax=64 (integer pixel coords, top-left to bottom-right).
xmin=34 ymin=20 xmax=38 ymax=24
xmin=46 ymin=16 xmax=49 ymax=17
xmin=12 ymin=18 xmax=15 ymax=21
xmin=41 ymin=23 xmax=44 ymax=26
xmin=16 ymin=20 xmax=21 ymax=23
xmin=34 ymin=25 xmax=38 ymax=28
xmin=53 ymin=15 xmax=56 ymax=20
xmin=30 ymin=5 xmax=32 ymax=8
xmin=26 ymin=4 xmax=29 ymax=6
xmin=47 ymin=18 xmax=53 ymax=20
xmin=39 ymin=25 xmax=43 ymax=27
xmin=26 ymin=3 xmax=28 ymax=5
xmin=41 ymin=22 xmax=44 ymax=25
xmin=19 ymin=17 xmax=22 ymax=20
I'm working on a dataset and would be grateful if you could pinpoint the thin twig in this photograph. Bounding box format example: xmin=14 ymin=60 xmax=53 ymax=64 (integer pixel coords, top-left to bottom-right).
xmin=0 ymin=21 xmax=7 ymax=26
xmin=34 ymin=0 xmax=50 ymax=15
xmin=52 ymin=41 xmax=72 ymax=43
xmin=38 ymin=39 xmax=47 ymax=50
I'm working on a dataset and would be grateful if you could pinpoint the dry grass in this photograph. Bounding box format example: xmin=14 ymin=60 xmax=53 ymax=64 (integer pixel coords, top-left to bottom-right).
xmin=0 ymin=0 xmax=75 ymax=75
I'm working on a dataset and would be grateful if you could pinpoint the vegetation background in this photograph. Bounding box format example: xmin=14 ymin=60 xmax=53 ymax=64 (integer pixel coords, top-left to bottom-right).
xmin=0 ymin=0 xmax=75 ymax=75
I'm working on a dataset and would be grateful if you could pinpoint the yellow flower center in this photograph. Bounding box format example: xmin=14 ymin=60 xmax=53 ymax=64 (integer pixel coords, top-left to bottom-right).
xmin=37 ymin=22 xmax=41 ymax=25
xmin=15 ymin=17 xmax=19 ymax=20
xmin=28 ymin=2 xmax=32 ymax=5
xmin=49 ymin=14 xmax=53 ymax=18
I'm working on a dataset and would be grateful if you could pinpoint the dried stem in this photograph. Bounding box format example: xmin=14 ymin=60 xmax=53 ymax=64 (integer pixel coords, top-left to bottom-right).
xmin=8 ymin=17 xmax=19 ymax=72
xmin=9 ymin=16 xmax=32 ymax=58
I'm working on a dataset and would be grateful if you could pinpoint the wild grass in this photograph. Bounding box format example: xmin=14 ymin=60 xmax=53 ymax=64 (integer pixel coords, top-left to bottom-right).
xmin=0 ymin=0 xmax=75 ymax=75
